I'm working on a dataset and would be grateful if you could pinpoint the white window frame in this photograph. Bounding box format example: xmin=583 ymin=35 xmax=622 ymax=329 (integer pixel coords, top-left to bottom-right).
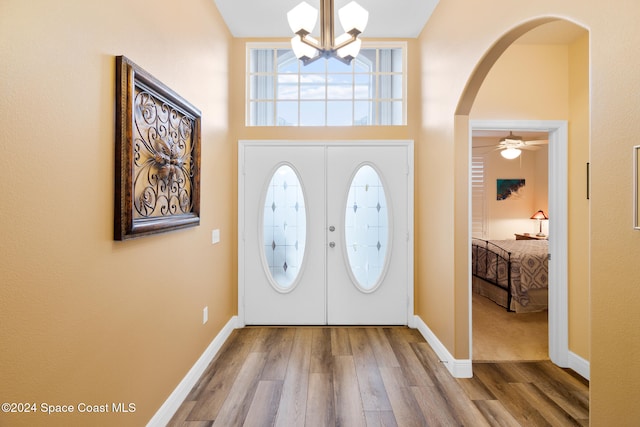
xmin=246 ymin=41 xmax=407 ymax=127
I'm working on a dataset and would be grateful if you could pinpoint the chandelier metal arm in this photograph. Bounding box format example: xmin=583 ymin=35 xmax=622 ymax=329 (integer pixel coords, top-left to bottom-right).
xmin=288 ymin=0 xmax=367 ymax=65
xmin=296 ymin=31 xmax=358 ymax=53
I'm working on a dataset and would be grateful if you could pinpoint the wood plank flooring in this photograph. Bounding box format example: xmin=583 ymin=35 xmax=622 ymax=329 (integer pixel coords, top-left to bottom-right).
xmin=168 ymin=327 xmax=588 ymax=426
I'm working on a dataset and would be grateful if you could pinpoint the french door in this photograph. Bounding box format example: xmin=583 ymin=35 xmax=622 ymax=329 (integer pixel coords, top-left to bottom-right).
xmin=239 ymin=141 xmax=413 ymax=325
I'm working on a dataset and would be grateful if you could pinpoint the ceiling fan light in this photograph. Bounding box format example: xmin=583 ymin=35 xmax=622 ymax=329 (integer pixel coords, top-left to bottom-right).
xmin=338 ymin=1 xmax=369 ymax=34
xmin=501 ymin=147 xmax=521 ymax=159
xmin=287 ymin=1 xmax=318 ymax=34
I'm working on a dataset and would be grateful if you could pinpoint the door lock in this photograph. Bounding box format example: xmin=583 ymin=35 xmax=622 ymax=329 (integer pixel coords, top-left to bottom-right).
xmin=329 ymin=225 xmax=335 ymax=232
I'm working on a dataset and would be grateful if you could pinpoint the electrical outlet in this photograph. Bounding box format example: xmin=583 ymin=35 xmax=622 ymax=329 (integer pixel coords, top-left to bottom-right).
xmin=212 ymin=229 xmax=220 ymax=244
xmin=203 ymin=306 xmax=208 ymax=324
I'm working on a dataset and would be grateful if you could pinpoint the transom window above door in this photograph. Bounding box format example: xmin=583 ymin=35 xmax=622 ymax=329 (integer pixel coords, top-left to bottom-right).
xmin=247 ymin=43 xmax=406 ymax=126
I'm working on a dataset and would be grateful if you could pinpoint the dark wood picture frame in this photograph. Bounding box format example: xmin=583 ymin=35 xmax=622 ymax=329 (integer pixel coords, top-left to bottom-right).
xmin=115 ymin=56 xmax=201 ymax=240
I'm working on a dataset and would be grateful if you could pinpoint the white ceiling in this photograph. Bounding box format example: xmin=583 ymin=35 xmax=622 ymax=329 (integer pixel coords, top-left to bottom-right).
xmin=213 ymin=0 xmax=440 ymax=38
xmin=213 ymin=0 xmax=586 ymax=42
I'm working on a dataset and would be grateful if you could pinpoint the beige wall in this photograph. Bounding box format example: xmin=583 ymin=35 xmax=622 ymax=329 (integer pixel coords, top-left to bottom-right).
xmin=567 ymin=32 xmax=590 ymax=361
xmin=472 ymin=44 xmax=570 ymax=120
xmin=418 ymin=1 xmax=640 ymax=423
xmin=0 ymin=0 xmax=235 ymax=425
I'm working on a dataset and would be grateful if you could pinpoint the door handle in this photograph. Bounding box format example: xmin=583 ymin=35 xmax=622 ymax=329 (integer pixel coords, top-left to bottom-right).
xmin=329 ymin=242 xmax=336 ymax=248
xmin=329 ymin=225 xmax=335 ymax=232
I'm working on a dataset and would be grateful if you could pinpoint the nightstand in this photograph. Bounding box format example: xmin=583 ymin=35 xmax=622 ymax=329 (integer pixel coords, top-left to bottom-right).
xmin=514 ymin=233 xmax=547 ymax=240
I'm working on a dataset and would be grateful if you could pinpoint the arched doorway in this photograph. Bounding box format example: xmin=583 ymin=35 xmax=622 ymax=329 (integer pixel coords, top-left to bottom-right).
xmin=455 ymin=18 xmax=589 ymax=374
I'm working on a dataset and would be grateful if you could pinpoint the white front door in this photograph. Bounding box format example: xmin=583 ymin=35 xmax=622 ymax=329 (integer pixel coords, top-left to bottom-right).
xmin=326 ymin=146 xmax=409 ymax=324
xmin=239 ymin=141 xmax=412 ymax=325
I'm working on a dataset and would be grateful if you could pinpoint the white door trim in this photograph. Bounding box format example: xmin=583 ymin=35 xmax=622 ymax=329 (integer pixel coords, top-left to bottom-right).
xmin=238 ymin=140 xmax=414 ymax=327
xmin=469 ymin=120 xmax=569 ymax=367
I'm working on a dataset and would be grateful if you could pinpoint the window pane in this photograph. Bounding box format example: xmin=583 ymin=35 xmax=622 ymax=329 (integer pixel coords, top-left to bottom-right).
xmin=302 ymin=58 xmax=326 ymax=73
xmin=327 ymin=58 xmax=352 ymax=73
xmin=377 ymin=74 xmax=403 ymax=99
xmin=250 ymin=49 xmax=274 ymax=73
xmin=263 ymin=165 xmax=307 ymax=290
xmin=250 ymin=102 xmax=274 ymax=126
xmin=378 ymin=101 xmax=392 ymax=125
xmin=390 ymin=48 xmax=403 ymax=72
xmin=247 ymin=45 xmax=405 ymax=127
xmin=391 ymin=75 xmax=403 ymax=98
xmin=300 ymin=101 xmax=325 ymax=126
xmin=300 ymin=74 xmax=326 ymax=99
xmin=354 ymin=74 xmax=373 ymax=99
xmin=250 ymin=75 xmax=274 ymax=100
xmin=277 ymin=50 xmax=298 ymax=73
xmin=277 ymin=74 xmax=298 ymax=100
xmin=378 ymin=75 xmax=391 ymax=99
xmin=377 ymin=101 xmax=403 ymax=125
xmin=276 ymin=101 xmax=298 ymax=126
xmin=327 ymin=101 xmax=352 ymax=126
xmin=391 ymin=101 xmax=403 ymax=125
xmin=355 ymin=50 xmax=376 ymax=72
xmin=344 ymin=165 xmax=389 ymax=290
xmin=327 ymin=74 xmax=353 ymax=99
xmin=354 ymin=100 xmax=373 ymax=125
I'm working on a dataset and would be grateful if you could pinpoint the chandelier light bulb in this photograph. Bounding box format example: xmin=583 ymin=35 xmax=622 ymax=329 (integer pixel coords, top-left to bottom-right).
xmin=287 ymin=1 xmax=318 ymax=34
xmin=339 ymin=1 xmax=369 ymax=34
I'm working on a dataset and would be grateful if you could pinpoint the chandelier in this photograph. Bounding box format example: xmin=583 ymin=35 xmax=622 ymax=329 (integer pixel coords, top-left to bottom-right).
xmin=287 ymin=0 xmax=369 ymax=65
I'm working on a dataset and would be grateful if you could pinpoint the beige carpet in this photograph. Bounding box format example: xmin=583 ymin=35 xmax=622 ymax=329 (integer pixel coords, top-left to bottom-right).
xmin=472 ymin=292 xmax=548 ymax=361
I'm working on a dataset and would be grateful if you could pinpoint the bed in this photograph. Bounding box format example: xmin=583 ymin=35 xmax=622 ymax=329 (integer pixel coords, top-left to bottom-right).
xmin=471 ymin=238 xmax=549 ymax=313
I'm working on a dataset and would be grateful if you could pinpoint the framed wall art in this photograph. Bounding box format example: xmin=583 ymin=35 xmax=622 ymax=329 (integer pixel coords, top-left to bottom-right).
xmin=496 ymin=178 xmax=525 ymax=201
xmin=114 ymin=56 xmax=201 ymax=240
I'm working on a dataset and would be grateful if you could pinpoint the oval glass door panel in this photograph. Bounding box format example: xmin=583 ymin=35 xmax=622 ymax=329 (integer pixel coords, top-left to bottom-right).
xmin=262 ymin=164 xmax=307 ymax=292
xmin=344 ymin=165 xmax=390 ymax=291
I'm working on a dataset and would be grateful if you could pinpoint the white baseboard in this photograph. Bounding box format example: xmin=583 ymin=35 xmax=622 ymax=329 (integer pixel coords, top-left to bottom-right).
xmin=147 ymin=316 xmax=239 ymax=426
xmin=568 ymin=351 xmax=590 ymax=380
xmin=414 ymin=315 xmax=590 ymax=382
xmin=413 ymin=316 xmax=473 ymax=378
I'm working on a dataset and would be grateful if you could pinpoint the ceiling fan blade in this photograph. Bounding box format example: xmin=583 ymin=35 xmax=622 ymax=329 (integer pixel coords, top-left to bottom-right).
xmin=472 ymin=145 xmax=501 ymax=153
xmin=473 ymin=142 xmax=502 ymax=148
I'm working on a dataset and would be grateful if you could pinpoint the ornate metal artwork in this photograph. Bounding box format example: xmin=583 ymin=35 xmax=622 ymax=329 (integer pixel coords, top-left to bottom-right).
xmin=114 ymin=56 xmax=201 ymax=240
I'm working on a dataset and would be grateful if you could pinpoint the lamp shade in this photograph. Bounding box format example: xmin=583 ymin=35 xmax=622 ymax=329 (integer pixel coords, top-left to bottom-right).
xmin=500 ymin=147 xmax=521 ymax=159
xmin=530 ymin=210 xmax=548 ymax=220
xmin=338 ymin=1 xmax=369 ymax=33
xmin=287 ymin=1 xmax=318 ymax=34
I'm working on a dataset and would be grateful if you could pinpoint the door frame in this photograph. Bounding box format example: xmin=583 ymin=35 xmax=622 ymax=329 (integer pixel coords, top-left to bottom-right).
xmin=469 ymin=120 xmax=569 ymax=367
xmin=238 ymin=140 xmax=414 ymax=327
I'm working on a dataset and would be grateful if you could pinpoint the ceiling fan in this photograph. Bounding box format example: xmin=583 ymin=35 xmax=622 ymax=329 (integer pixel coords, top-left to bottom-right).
xmin=474 ymin=131 xmax=548 ymax=159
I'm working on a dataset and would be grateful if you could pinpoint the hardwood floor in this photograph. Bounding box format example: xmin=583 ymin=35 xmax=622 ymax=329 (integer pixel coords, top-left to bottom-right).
xmin=168 ymin=327 xmax=589 ymax=426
